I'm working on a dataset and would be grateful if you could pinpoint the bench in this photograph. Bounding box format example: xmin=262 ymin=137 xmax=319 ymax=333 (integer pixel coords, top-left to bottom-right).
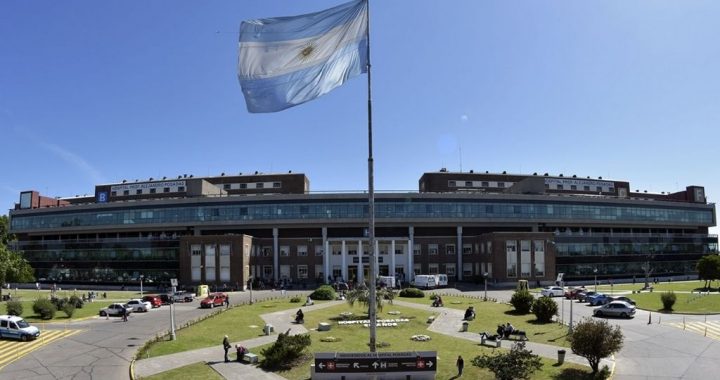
xmin=504 ymin=331 xmax=528 ymax=341
xmin=318 ymin=322 xmax=331 ymax=331
xmin=243 ymin=353 xmax=258 ymax=364
xmin=427 ymin=316 xmax=436 ymax=324
xmin=480 ymin=334 xmax=501 ymax=348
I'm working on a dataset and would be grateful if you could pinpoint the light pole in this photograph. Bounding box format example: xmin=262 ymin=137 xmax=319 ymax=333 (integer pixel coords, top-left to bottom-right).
xmin=483 ymin=272 xmax=489 ymax=300
xmin=593 ymin=268 xmax=598 ymax=293
xmin=140 ymin=275 xmax=144 ymax=298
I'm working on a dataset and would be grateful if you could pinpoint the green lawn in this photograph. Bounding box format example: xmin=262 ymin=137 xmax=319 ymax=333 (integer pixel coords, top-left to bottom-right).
xmin=139 ymin=362 xmax=223 ymax=380
xmin=595 ymin=280 xmax=720 ymax=293
xmin=1 ymin=289 xmax=146 ymax=323
xmin=139 ymin=298 xmax=591 ymax=379
xmin=629 ymin=292 xmax=720 ymax=314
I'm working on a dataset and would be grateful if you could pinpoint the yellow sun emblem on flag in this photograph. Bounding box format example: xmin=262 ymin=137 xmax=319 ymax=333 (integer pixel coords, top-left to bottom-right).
xmin=298 ymin=43 xmax=316 ymax=61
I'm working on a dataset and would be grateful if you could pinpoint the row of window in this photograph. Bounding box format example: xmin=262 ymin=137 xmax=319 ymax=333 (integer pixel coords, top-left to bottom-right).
xmin=557 ymin=261 xmax=699 ymax=278
xmin=555 ymin=243 xmax=715 ymax=256
xmin=112 ymin=186 xmax=185 ymax=196
xmin=21 ymin=249 xmax=179 ymax=261
xmin=11 ymin=199 xmax=713 ymax=230
xmin=222 ymin=182 xmax=281 ymax=190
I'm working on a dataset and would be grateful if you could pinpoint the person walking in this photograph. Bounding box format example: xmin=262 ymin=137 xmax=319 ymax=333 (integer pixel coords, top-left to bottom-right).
xmin=225 ymin=295 xmax=230 ymax=309
xmin=456 ymin=355 xmax=464 ymax=376
xmin=223 ymin=335 xmax=231 ymax=362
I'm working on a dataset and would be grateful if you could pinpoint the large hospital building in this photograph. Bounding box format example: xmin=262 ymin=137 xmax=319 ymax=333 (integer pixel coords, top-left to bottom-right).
xmin=7 ymin=170 xmax=717 ymax=289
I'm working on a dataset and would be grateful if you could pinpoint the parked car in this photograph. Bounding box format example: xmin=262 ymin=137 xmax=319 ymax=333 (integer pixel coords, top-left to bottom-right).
xmin=142 ymin=295 xmax=163 ymax=308
xmin=99 ymin=303 xmax=132 ymax=317
xmin=159 ymin=294 xmax=173 ymax=305
xmin=587 ymin=293 xmax=611 ymax=306
xmin=200 ymin=293 xmax=227 ymax=308
xmin=576 ymin=290 xmax=597 ymax=302
xmin=540 ymin=286 xmax=565 ymax=297
xmin=607 ymin=296 xmax=636 ymax=305
xmin=126 ymin=299 xmax=152 ymax=312
xmin=593 ymin=301 xmax=636 ymax=318
xmin=565 ymin=286 xmax=587 ymax=299
xmin=172 ymin=291 xmax=196 ymax=303
xmin=0 ymin=315 xmax=40 ymax=341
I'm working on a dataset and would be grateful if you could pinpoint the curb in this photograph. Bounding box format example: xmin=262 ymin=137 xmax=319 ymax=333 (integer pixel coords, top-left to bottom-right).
xmin=129 ymin=358 xmax=136 ymax=380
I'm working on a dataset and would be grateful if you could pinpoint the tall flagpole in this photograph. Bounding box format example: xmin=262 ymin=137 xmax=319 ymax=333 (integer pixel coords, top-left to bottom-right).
xmin=365 ymin=0 xmax=378 ymax=353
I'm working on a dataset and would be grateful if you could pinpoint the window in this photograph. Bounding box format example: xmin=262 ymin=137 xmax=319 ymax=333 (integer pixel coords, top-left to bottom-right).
xmin=220 ymin=244 xmax=231 ymax=256
xmin=315 ymin=245 xmax=324 ymax=256
xmin=262 ymin=246 xmax=271 ymax=257
xmin=465 ymin=181 xmax=473 ymax=187
xmin=219 ymin=244 xmax=231 ymax=282
xmin=123 ymin=190 xmax=130 ymax=196
xmin=481 ymin=181 xmax=489 ymax=187
xmin=446 ymin=263 xmax=456 ymax=276
xmin=191 ymin=245 xmax=202 ymax=256
xmin=520 ymin=240 xmax=531 ymax=277
xmin=497 ymin=182 xmax=505 ymax=188
xmin=429 ymin=244 xmax=438 ymax=255
xmin=463 ymin=263 xmax=473 ymax=276
xmin=273 ymin=182 xmax=281 ymax=188
xmin=428 ymin=263 xmax=439 ymax=275
xmin=534 ymin=240 xmax=545 ymax=277
xmin=136 ymin=189 xmax=142 ymax=195
xmin=570 ymin=185 xmax=577 ymax=191
xmin=449 ymin=181 xmax=456 ymax=187
xmin=262 ymin=265 xmax=273 ymax=279
xmin=224 ymin=184 xmax=231 ymax=190
xmin=257 ymin=183 xmax=264 ymax=189
xmin=298 ymin=265 xmax=308 ymax=279
xmin=413 ymin=244 xmax=421 ymax=256
xmin=240 ymin=183 xmax=247 ymax=189
xmin=596 ymin=186 xmax=603 ymax=192
xmin=446 ymin=244 xmax=455 ymax=255
xmin=111 ymin=191 xmax=117 ymax=196
xmin=557 ymin=185 xmax=564 ymax=190
xmin=348 ymin=249 xmax=357 ymax=256
xmin=178 ymin=186 xmax=185 ymax=192
xmin=205 ymin=244 xmax=216 ymax=281
xmin=163 ymin=187 xmax=170 ymax=193
xmin=583 ymin=185 xmax=590 ymax=191
xmin=191 ymin=244 xmax=202 ymax=281
xmin=280 ymin=246 xmax=289 ymax=257
xmin=149 ymin=188 xmax=156 ymax=194
xmin=297 ymin=245 xmax=308 ymax=257
xmin=609 ymin=187 xmax=615 ymax=193
xmin=506 ymin=241 xmax=517 ymax=278
xmin=463 ymin=244 xmax=472 ymax=255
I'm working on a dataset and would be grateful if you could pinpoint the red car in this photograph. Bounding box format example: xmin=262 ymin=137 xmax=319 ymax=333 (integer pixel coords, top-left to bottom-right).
xmin=200 ymin=293 xmax=227 ymax=308
xmin=142 ymin=295 xmax=162 ymax=308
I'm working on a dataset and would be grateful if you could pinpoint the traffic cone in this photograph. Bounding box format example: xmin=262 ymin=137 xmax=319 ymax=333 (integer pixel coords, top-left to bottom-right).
xmin=648 ymin=312 xmax=652 ymax=325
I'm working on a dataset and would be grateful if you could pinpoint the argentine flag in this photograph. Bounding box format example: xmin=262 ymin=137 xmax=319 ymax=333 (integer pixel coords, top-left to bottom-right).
xmin=238 ymin=0 xmax=368 ymax=113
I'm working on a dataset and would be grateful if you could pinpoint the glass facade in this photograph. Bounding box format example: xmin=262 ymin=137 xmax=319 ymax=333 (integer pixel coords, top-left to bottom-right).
xmin=10 ymin=198 xmax=715 ymax=231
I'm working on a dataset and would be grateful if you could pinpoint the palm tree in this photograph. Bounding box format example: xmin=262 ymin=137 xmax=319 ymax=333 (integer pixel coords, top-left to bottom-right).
xmin=346 ymin=283 xmax=395 ymax=314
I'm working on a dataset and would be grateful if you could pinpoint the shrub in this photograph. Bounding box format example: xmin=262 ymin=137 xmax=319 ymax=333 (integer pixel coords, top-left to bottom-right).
xmin=62 ymin=303 xmax=76 ymax=318
xmin=310 ymin=285 xmax=336 ymax=301
xmin=531 ymin=296 xmax=559 ymax=323
xmin=568 ymin=318 xmax=624 ymax=373
xmin=33 ymin=298 xmax=57 ymax=320
xmin=5 ymin=300 xmax=23 ymax=316
xmin=472 ymin=341 xmax=542 ymax=380
xmin=289 ymin=295 xmax=301 ymax=303
xmin=399 ymin=287 xmax=425 ymax=298
xmin=510 ymin=290 xmax=534 ymax=314
xmin=661 ymin=291 xmax=677 ymax=311
xmin=68 ymin=295 xmax=84 ymax=309
xmin=260 ymin=330 xmax=312 ymax=370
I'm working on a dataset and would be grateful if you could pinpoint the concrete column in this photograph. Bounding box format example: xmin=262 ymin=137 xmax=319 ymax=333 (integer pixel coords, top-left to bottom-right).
xmin=390 ymin=240 xmax=396 ymax=279
xmin=358 ymin=240 xmax=364 ymax=283
xmin=341 ymin=240 xmax=347 ymax=283
xmin=457 ymin=226 xmax=463 ymax=281
xmin=408 ymin=226 xmax=414 ymax=282
xmin=273 ymin=228 xmax=279 ymax=282
xmin=322 ymin=227 xmax=329 ymax=284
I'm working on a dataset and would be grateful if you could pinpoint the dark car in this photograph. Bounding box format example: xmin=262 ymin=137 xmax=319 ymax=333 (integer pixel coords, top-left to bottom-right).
xmin=607 ymin=296 xmax=637 ymax=305
xmin=577 ymin=290 xmax=597 ymax=302
xmin=159 ymin=294 xmax=173 ymax=305
xmin=142 ymin=295 xmax=163 ymax=308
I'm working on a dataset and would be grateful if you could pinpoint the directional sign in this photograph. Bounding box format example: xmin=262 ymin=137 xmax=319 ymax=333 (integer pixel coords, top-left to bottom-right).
xmin=314 ymin=351 xmax=437 ymax=374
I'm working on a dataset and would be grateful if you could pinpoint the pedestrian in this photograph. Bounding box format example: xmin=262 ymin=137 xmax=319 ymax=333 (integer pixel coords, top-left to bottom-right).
xmin=456 ymin=355 xmax=464 ymax=376
xmin=122 ymin=308 xmax=129 ymax=322
xmin=223 ymin=335 xmax=231 ymax=362
xmin=225 ymin=295 xmax=230 ymax=309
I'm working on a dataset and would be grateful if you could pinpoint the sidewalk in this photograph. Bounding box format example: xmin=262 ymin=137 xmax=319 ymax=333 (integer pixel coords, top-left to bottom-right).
xmin=392 ymin=300 xmax=613 ymax=370
xmin=133 ymin=301 xmax=343 ymax=379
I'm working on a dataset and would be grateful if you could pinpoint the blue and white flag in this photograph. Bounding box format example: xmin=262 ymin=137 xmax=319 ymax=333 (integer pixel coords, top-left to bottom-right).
xmin=238 ymin=0 xmax=368 ymax=113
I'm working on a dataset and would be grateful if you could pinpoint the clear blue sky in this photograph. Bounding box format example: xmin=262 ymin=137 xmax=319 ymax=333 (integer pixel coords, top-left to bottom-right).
xmin=1 ymin=1 xmax=718 ymax=235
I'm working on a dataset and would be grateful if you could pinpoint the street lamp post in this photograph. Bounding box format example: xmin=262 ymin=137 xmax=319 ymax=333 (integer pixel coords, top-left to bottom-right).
xmin=140 ymin=275 xmax=144 ymax=298
xmin=593 ymin=268 xmax=598 ymax=293
xmin=483 ymin=272 xmax=489 ymax=300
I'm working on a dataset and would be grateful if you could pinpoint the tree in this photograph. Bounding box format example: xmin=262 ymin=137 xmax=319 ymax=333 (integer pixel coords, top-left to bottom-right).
xmin=510 ymin=289 xmax=534 ymax=314
xmin=696 ymin=255 xmax=720 ymax=290
xmin=345 ymin=283 xmax=395 ymax=314
xmin=0 ymin=215 xmax=35 ymax=298
xmin=568 ymin=318 xmax=624 ymax=373
xmin=472 ymin=341 xmax=542 ymax=380
xmin=531 ymin=295 xmax=558 ymax=323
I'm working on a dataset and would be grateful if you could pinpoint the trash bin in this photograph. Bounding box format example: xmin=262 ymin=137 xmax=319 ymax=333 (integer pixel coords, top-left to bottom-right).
xmin=557 ymin=349 xmax=566 ymax=364
xmin=461 ymin=322 xmax=469 ymax=332
xmin=263 ymin=324 xmax=274 ymax=335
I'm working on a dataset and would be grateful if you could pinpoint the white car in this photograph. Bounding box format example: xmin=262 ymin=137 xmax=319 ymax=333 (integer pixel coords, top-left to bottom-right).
xmin=540 ymin=286 xmax=565 ymax=297
xmin=125 ymin=299 xmax=152 ymax=312
xmin=593 ymin=301 xmax=636 ymax=318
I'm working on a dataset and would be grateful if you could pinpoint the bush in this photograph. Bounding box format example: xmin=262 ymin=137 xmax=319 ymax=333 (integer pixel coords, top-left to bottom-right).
xmin=531 ymin=296 xmax=558 ymax=323
xmin=661 ymin=291 xmax=677 ymax=311
xmin=5 ymin=300 xmax=23 ymax=316
xmin=62 ymin=303 xmax=76 ymax=318
xmin=68 ymin=295 xmax=84 ymax=309
xmin=33 ymin=298 xmax=57 ymax=320
xmin=289 ymin=295 xmax=301 ymax=303
xmin=260 ymin=330 xmax=312 ymax=370
xmin=399 ymin=287 xmax=425 ymax=298
xmin=568 ymin=318 xmax=624 ymax=373
xmin=50 ymin=297 xmax=67 ymax=310
xmin=510 ymin=290 xmax=534 ymax=314
xmin=310 ymin=285 xmax=336 ymax=301
xmin=472 ymin=341 xmax=542 ymax=380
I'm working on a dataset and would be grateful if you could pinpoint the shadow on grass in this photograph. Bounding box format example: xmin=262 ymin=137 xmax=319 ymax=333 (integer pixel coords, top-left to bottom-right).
xmin=551 ymin=367 xmax=599 ymax=380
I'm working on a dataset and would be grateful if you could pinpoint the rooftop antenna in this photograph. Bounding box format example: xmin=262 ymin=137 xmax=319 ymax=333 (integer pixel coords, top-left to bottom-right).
xmin=458 ymin=144 xmax=463 ymax=173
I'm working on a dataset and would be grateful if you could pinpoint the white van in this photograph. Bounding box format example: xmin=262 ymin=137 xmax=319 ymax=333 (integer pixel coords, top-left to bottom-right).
xmin=0 ymin=315 xmax=40 ymax=341
xmin=377 ymin=276 xmax=396 ymax=288
xmin=411 ymin=275 xmax=437 ymax=289
xmin=434 ymin=274 xmax=449 ymax=288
